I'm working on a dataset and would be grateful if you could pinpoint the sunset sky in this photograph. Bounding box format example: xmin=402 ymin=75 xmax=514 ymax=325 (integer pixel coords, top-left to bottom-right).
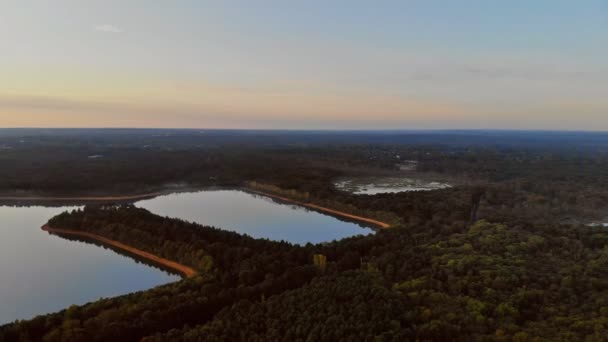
xmin=1 ymin=1 xmax=607 ymax=130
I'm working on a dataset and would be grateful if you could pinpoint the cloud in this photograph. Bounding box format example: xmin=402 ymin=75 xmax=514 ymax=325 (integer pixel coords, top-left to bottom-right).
xmin=94 ymin=24 xmax=123 ymax=33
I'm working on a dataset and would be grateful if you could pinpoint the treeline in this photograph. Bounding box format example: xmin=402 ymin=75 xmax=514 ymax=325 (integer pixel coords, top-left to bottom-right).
xmin=47 ymin=205 xmax=307 ymax=276
xmin=4 ymin=137 xmax=608 ymax=226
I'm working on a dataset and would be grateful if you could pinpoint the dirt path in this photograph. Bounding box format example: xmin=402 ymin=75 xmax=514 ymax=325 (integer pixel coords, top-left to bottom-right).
xmin=246 ymin=190 xmax=391 ymax=229
xmin=42 ymin=225 xmax=197 ymax=278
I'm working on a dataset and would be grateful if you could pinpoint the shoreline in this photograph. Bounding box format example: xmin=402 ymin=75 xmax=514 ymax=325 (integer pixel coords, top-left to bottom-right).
xmin=41 ymin=225 xmax=198 ymax=278
xmin=4 ymin=186 xmax=392 ymax=229
xmin=245 ymin=189 xmax=392 ymax=229
xmin=0 ymin=191 xmax=170 ymax=202
xmin=0 ymin=186 xmax=211 ymax=206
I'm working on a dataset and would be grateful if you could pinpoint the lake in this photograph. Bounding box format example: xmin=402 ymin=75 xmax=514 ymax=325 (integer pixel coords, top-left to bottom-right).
xmin=0 ymin=190 xmax=373 ymax=323
xmin=0 ymin=205 xmax=180 ymax=324
xmin=137 ymin=190 xmax=374 ymax=245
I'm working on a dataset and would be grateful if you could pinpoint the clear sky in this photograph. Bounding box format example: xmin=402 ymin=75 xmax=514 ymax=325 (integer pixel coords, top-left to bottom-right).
xmin=1 ymin=1 xmax=607 ymax=130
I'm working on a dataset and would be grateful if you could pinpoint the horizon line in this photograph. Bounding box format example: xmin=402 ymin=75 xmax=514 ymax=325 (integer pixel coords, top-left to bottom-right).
xmin=1 ymin=127 xmax=608 ymax=134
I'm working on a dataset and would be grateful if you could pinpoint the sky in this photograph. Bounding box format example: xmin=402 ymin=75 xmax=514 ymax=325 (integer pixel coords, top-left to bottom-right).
xmin=0 ymin=0 xmax=607 ymax=130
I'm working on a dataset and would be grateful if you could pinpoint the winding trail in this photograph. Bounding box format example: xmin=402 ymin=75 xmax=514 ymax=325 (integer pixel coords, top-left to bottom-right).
xmin=246 ymin=190 xmax=392 ymax=229
xmin=41 ymin=225 xmax=197 ymax=278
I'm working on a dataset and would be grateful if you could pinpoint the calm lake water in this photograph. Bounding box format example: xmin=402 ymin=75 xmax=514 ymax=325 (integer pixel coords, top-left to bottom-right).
xmin=137 ymin=190 xmax=374 ymax=245
xmin=0 ymin=205 xmax=179 ymax=324
xmin=0 ymin=190 xmax=372 ymax=324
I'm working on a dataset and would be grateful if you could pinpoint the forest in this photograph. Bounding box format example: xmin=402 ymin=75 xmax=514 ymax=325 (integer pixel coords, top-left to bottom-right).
xmin=3 ymin=205 xmax=608 ymax=341
xmin=2 ymin=130 xmax=608 ymax=341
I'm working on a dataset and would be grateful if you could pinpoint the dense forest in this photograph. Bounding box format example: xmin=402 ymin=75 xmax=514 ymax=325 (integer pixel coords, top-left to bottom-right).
xmin=3 ymin=206 xmax=608 ymax=340
xmin=3 ymin=130 xmax=608 ymax=341
xmin=2 ymin=129 xmax=608 ymax=224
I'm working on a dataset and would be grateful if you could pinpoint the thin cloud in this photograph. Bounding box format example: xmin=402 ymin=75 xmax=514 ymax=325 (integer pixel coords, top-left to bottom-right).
xmin=94 ymin=24 xmax=123 ymax=33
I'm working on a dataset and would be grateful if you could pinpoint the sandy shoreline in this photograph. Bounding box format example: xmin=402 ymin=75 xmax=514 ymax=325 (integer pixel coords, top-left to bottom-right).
xmin=246 ymin=189 xmax=392 ymax=229
xmin=42 ymin=225 xmax=198 ymax=278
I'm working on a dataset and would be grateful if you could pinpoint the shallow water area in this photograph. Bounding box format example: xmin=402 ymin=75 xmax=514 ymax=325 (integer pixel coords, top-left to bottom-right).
xmin=335 ymin=177 xmax=451 ymax=195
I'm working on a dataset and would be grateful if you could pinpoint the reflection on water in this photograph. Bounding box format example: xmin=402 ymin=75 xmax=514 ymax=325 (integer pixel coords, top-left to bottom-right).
xmin=0 ymin=189 xmax=373 ymax=324
xmin=137 ymin=190 xmax=374 ymax=245
xmin=0 ymin=205 xmax=179 ymax=324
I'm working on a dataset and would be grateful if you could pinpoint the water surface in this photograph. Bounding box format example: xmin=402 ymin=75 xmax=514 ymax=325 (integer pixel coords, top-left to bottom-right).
xmin=1 ymin=190 xmax=373 ymax=323
xmin=0 ymin=205 xmax=179 ymax=324
xmin=335 ymin=177 xmax=451 ymax=195
xmin=137 ymin=190 xmax=374 ymax=245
